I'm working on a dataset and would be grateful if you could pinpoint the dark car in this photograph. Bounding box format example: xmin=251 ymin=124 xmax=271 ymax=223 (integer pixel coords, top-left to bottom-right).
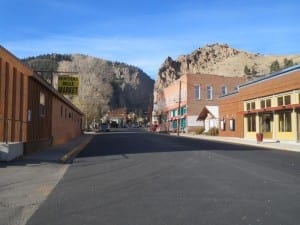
xmin=99 ymin=123 xmax=110 ymax=132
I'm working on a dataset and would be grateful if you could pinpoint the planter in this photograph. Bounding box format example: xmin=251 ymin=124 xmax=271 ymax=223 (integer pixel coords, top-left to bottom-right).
xmin=256 ymin=133 xmax=263 ymax=143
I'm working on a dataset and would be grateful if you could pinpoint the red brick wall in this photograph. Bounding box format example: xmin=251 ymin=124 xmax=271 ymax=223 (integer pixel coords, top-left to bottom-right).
xmin=51 ymin=96 xmax=82 ymax=145
xmin=185 ymin=74 xmax=246 ymax=116
xmin=1 ymin=46 xmax=83 ymax=152
xmin=0 ymin=47 xmax=30 ymax=142
xmin=219 ymin=94 xmax=244 ymax=137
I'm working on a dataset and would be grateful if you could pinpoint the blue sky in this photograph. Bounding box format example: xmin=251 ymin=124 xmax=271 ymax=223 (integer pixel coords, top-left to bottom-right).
xmin=1 ymin=0 xmax=299 ymax=79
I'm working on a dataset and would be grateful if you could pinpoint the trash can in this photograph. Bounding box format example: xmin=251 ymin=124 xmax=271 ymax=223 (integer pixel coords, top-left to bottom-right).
xmin=256 ymin=133 xmax=263 ymax=143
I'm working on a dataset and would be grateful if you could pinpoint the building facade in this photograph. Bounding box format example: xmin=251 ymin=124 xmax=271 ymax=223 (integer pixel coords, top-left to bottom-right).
xmin=219 ymin=65 xmax=300 ymax=142
xmin=0 ymin=45 xmax=83 ymax=158
xmin=153 ymin=74 xmax=246 ymax=133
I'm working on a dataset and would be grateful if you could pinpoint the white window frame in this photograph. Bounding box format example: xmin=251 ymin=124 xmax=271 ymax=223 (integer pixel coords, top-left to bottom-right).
xmin=194 ymin=85 xmax=201 ymax=100
xmin=206 ymin=85 xmax=213 ymax=100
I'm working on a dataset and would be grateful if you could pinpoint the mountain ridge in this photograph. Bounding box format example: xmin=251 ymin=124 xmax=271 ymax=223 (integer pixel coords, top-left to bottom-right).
xmin=23 ymin=54 xmax=154 ymax=123
xmin=155 ymin=43 xmax=300 ymax=90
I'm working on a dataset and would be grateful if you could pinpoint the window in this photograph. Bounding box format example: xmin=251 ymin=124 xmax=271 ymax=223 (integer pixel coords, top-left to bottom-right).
xmin=247 ymin=114 xmax=256 ymax=132
xmin=194 ymin=85 xmax=200 ymax=100
xmin=170 ymin=109 xmax=177 ymax=117
xmin=266 ymin=99 xmax=271 ymax=107
xmin=39 ymin=92 xmax=46 ymax=117
xmin=221 ymin=86 xmax=227 ymax=96
xmin=278 ymin=97 xmax=283 ymax=106
xmin=179 ymin=106 xmax=186 ymax=115
xmin=278 ymin=111 xmax=292 ymax=132
xmin=246 ymin=103 xmax=251 ymax=111
xmin=206 ymin=86 xmax=212 ymax=100
xmin=284 ymin=95 xmax=291 ymax=105
xmin=246 ymin=101 xmax=256 ymax=111
xmin=278 ymin=95 xmax=291 ymax=106
xmin=260 ymin=99 xmax=272 ymax=109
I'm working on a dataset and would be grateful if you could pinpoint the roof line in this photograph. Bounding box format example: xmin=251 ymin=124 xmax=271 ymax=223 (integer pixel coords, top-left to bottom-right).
xmin=239 ymin=64 xmax=300 ymax=88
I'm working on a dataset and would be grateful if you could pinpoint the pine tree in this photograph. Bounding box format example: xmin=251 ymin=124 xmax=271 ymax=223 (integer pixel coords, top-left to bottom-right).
xmin=244 ymin=65 xmax=251 ymax=75
xmin=270 ymin=60 xmax=280 ymax=73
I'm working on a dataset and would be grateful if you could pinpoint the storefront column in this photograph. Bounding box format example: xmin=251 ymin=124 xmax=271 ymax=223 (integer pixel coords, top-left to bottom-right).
xmin=292 ymin=109 xmax=298 ymax=142
xmin=273 ymin=111 xmax=277 ymax=140
xmin=256 ymin=113 xmax=261 ymax=133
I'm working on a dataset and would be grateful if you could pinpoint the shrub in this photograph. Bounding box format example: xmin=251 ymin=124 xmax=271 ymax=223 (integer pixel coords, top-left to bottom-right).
xmin=194 ymin=126 xmax=205 ymax=135
xmin=207 ymin=127 xmax=219 ymax=136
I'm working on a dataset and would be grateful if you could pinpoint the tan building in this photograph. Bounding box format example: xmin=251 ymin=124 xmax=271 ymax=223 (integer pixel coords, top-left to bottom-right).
xmin=219 ymin=65 xmax=300 ymax=142
xmin=153 ymin=73 xmax=246 ymax=133
xmin=0 ymin=45 xmax=83 ymax=160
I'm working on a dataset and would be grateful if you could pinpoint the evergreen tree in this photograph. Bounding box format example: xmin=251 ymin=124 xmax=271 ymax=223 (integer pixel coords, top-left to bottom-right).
xmin=244 ymin=65 xmax=251 ymax=75
xmin=270 ymin=60 xmax=280 ymax=72
xmin=283 ymin=58 xmax=293 ymax=68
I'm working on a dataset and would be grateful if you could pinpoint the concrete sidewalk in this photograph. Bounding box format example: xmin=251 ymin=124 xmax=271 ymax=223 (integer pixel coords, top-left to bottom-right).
xmin=170 ymin=132 xmax=300 ymax=152
xmin=0 ymin=134 xmax=94 ymax=225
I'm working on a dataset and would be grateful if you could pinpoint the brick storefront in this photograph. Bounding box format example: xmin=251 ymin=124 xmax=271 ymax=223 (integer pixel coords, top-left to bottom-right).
xmin=219 ymin=65 xmax=300 ymax=142
xmin=153 ymin=73 xmax=246 ymax=133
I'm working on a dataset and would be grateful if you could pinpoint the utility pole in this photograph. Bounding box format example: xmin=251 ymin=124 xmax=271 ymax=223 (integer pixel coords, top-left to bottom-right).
xmin=177 ymin=80 xmax=181 ymax=136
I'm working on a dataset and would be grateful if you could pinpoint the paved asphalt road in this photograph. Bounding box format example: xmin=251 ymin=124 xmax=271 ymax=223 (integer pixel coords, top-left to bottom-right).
xmin=27 ymin=129 xmax=300 ymax=225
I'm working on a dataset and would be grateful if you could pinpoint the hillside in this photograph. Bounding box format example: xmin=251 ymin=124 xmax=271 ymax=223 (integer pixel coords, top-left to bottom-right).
xmin=155 ymin=43 xmax=300 ymax=90
xmin=23 ymin=54 xmax=154 ymax=122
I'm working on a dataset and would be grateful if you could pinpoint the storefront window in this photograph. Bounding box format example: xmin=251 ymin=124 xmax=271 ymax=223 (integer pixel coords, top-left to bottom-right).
xmin=262 ymin=113 xmax=272 ymax=132
xmin=278 ymin=111 xmax=292 ymax=132
xmin=247 ymin=114 xmax=256 ymax=132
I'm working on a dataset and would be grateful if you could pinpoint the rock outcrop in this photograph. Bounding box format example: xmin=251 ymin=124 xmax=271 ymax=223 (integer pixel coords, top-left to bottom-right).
xmin=155 ymin=43 xmax=300 ymax=90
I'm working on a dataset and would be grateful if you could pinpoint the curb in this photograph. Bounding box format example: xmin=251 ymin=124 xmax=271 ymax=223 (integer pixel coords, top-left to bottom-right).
xmin=59 ymin=136 xmax=93 ymax=163
xmin=167 ymin=133 xmax=300 ymax=153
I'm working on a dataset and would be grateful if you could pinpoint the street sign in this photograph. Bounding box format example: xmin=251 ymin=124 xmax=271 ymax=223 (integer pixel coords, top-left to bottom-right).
xmin=58 ymin=76 xmax=79 ymax=95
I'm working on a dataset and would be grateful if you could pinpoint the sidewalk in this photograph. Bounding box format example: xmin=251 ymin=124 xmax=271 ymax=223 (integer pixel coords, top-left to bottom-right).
xmin=0 ymin=134 xmax=94 ymax=225
xmin=170 ymin=132 xmax=300 ymax=152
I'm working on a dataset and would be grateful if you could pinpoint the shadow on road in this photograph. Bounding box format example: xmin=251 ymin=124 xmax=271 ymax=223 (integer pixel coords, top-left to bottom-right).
xmin=76 ymin=131 xmax=273 ymax=159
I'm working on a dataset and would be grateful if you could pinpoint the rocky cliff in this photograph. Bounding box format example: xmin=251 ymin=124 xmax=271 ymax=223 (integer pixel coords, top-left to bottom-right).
xmin=156 ymin=43 xmax=300 ymax=90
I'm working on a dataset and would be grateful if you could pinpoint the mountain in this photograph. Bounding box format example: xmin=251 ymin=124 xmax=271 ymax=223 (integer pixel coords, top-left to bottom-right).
xmin=23 ymin=54 xmax=154 ymax=122
xmin=155 ymin=43 xmax=300 ymax=90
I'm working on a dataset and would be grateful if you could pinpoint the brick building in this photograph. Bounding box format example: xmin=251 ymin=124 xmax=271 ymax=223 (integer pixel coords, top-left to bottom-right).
xmin=0 ymin=45 xmax=83 ymax=160
xmin=219 ymin=65 xmax=300 ymax=142
xmin=153 ymin=74 xmax=246 ymax=133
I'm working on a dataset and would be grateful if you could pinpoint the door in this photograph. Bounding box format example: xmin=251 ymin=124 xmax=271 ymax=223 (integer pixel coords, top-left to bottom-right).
xmin=261 ymin=113 xmax=273 ymax=139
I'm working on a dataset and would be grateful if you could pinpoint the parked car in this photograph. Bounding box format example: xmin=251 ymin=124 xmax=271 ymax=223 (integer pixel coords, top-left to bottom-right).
xmin=99 ymin=123 xmax=110 ymax=132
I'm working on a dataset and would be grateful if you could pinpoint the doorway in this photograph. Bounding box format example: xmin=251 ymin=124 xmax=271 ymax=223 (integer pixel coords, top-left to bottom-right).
xmin=261 ymin=113 xmax=273 ymax=139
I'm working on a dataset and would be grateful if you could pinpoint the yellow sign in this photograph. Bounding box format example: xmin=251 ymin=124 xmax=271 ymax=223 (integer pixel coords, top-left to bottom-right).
xmin=58 ymin=76 xmax=79 ymax=95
